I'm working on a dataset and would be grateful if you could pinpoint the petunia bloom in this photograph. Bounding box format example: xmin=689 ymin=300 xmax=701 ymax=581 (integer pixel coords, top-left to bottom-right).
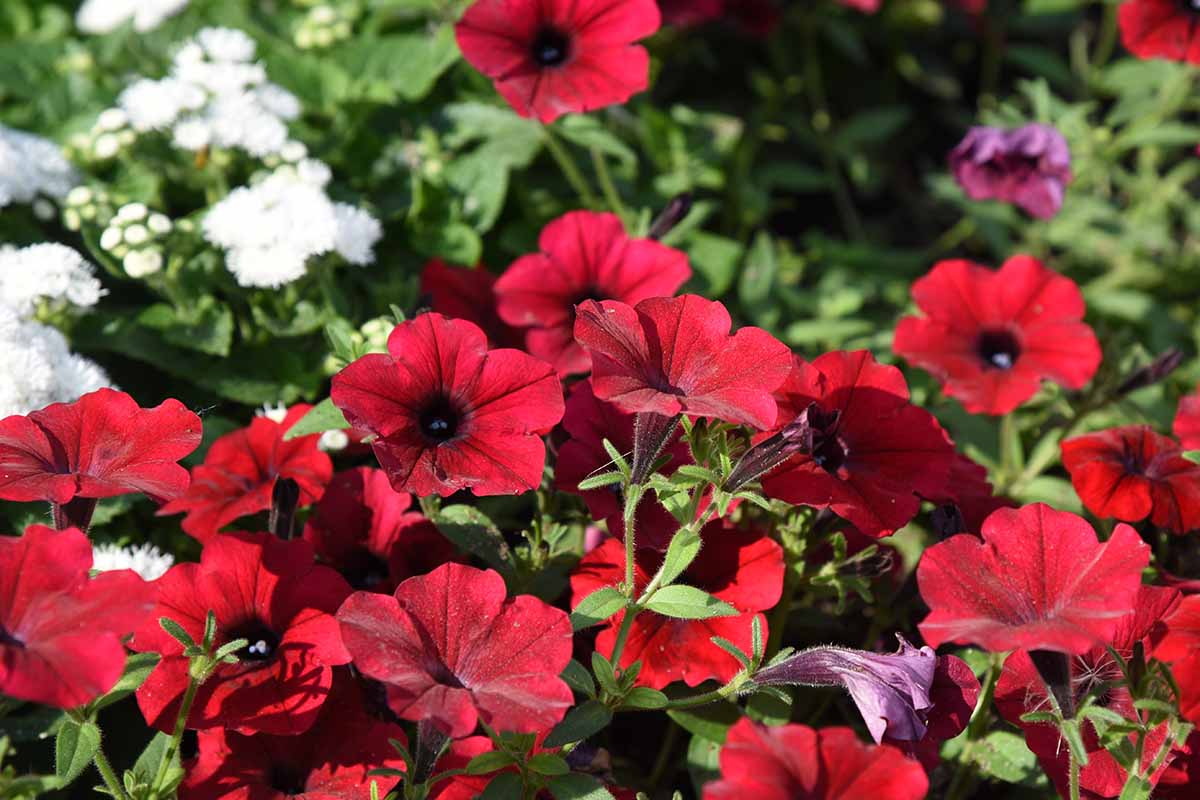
xmin=302 ymin=467 xmax=458 ymax=592
xmin=949 ymin=123 xmax=1072 ymax=219
xmin=1153 ymin=595 xmax=1200 ymax=724
xmin=702 ymin=719 xmax=929 ymax=800
xmin=0 ymin=525 xmax=154 ymax=708
xmin=995 ymin=586 xmax=1184 ymax=798
xmin=455 ymin=0 xmax=661 ymax=124
xmin=571 ymin=523 xmax=783 ymax=689
xmin=918 ymin=504 xmax=1150 ymax=655
xmin=180 ymin=673 xmax=408 ymax=800
xmin=760 ymin=350 xmax=957 ymax=538
xmin=1062 ymin=425 xmax=1200 ymax=534
xmin=893 ymin=255 xmax=1101 ymax=415
xmin=337 ymin=562 xmax=574 ymax=738
xmin=159 ymin=405 xmax=332 ymax=541
xmin=573 ymin=294 xmax=792 ymax=429
xmin=495 ymin=210 xmax=691 ymax=377
xmin=331 ymin=313 xmax=564 ymax=498
xmin=884 ymin=655 xmax=981 ymax=770
xmin=1173 ymin=383 xmax=1200 ymax=449
xmin=1119 ymin=0 xmax=1200 ymax=64
xmin=133 ymin=532 xmax=352 ymax=735
xmin=420 ymin=259 xmax=523 ymax=349
xmin=0 ymin=388 xmax=201 ymax=528
xmin=752 ymin=635 xmax=937 ymax=744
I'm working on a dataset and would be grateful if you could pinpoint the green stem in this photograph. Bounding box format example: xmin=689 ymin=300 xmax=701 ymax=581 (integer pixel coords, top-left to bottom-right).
xmin=542 ymin=128 xmax=600 ymax=209
xmin=609 ymin=604 xmax=638 ymax=668
xmin=151 ymin=676 xmax=201 ymax=798
xmin=1091 ymin=2 xmax=1119 ymax=75
xmin=946 ymin=654 xmax=1002 ymax=800
xmin=998 ymin=413 xmax=1020 ymax=489
xmin=621 ymin=486 xmax=641 ymax=598
xmin=93 ymin=746 xmax=128 ymax=800
xmin=647 ymin=720 xmax=681 ymax=790
xmin=1069 ymin=747 xmax=1082 ymax=800
xmin=590 ymin=148 xmax=629 ymax=225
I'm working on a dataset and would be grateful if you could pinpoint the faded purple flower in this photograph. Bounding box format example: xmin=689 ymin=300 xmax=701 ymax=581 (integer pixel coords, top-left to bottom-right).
xmin=950 ymin=123 xmax=1072 ymax=220
xmin=752 ymin=635 xmax=936 ymax=743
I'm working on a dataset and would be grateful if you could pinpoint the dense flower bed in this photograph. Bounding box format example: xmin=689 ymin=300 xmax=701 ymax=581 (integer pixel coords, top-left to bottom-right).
xmin=2 ymin=1 xmax=1200 ymax=798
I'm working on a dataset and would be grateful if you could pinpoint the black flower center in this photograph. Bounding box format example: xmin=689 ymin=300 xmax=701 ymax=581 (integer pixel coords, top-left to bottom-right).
xmin=811 ymin=430 xmax=848 ymax=474
xmin=427 ymin=658 xmax=465 ymax=689
xmin=228 ymin=620 xmax=280 ymax=663
xmin=0 ymin=628 xmax=23 ymax=648
xmin=268 ymin=765 xmax=308 ymax=796
xmin=531 ymin=26 xmax=571 ymax=67
xmin=1179 ymin=0 xmax=1200 ymax=15
xmin=419 ymin=395 xmax=461 ymax=443
xmin=976 ymin=328 xmax=1021 ymax=370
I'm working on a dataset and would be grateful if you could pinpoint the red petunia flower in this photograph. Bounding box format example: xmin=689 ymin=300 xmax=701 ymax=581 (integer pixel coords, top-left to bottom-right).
xmin=159 ymin=406 xmax=332 ymax=542
xmin=917 ymin=504 xmax=1150 ymax=654
xmin=1173 ymin=383 xmax=1200 ymax=449
xmin=884 ymin=654 xmax=981 ymax=770
xmin=337 ymin=562 xmax=574 ymax=738
xmin=302 ymin=467 xmax=458 ymax=592
xmin=133 ymin=532 xmax=352 ymax=735
xmin=1063 ymin=425 xmax=1200 ymax=534
xmin=1153 ymin=595 xmax=1200 ymax=724
xmin=760 ymin=350 xmax=957 ymax=538
xmin=180 ymin=672 xmax=408 ymax=800
xmin=555 ymin=379 xmax=691 ymax=551
xmin=923 ymin=449 xmax=1015 ymax=534
xmin=0 ymin=525 xmax=154 ymax=708
xmin=495 ymin=211 xmax=691 ymax=377
xmin=420 ymin=259 xmax=523 ymax=349
xmin=702 ymin=719 xmax=929 ymax=800
xmin=995 ymin=586 xmax=1184 ymax=798
xmin=573 ymin=295 xmax=791 ymax=429
xmin=893 ymin=256 xmax=1101 ymax=415
xmin=332 ymin=313 xmax=564 ymax=498
xmin=658 ymin=0 xmax=724 ymax=26
xmin=0 ymin=388 xmax=201 ymax=522
xmin=455 ymin=0 xmax=661 ymax=124
xmin=1119 ymin=0 xmax=1200 ymax=64
xmin=571 ymin=522 xmax=783 ymax=689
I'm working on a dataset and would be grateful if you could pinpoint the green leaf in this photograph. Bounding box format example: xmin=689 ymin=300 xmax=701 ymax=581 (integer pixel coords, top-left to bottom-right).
xmin=544 ymin=700 xmax=614 ymax=748
xmin=527 ymin=753 xmax=570 ymax=776
xmin=576 ymin=471 xmax=625 ymax=491
xmin=465 ymin=751 xmax=517 ymax=776
xmin=621 ymin=687 xmax=668 ymax=710
xmin=561 ymin=659 xmax=596 ymax=699
xmin=835 ymin=106 xmax=911 ymax=151
xmin=687 ymin=233 xmax=743 ymax=296
xmin=571 ymin=588 xmax=627 ymax=631
xmin=158 ymin=617 xmax=196 ymax=649
xmin=282 ymin=398 xmax=349 ymax=441
xmin=591 ymin=651 xmax=620 ymax=696
xmin=556 ymin=115 xmax=637 ymax=168
xmin=137 ymin=299 xmax=234 ymax=357
xmin=546 ymin=773 xmax=616 ymax=800
xmin=132 ymin=732 xmax=182 ymax=793
xmin=55 ymin=719 xmax=100 ymax=785
xmin=746 ymin=687 xmax=792 ymax=726
xmin=966 ymin=730 xmax=1047 ymax=787
xmin=709 ymin=636 xmax=751 ymax=670
xmin=90 ymin=651 xmax=159 ymax=712
xmin=645 ymin=585 xmax=738 ymax=619
xmin=435 ymin=505 xmax=515 ymax=577
xmin=339 ymin=26 xmax=459 ymax=102
xmin=657 ymin=528 xmax=701 ymax=589
xmin=479 ymin=771 xmax=524 ymax=799
xmin=738 ymin=232 xmax=777 ymax=307
xmin=668 ymin=702 xmax=741 ymax=743
xmin=685 ymin=734 xmax=722 ymax=796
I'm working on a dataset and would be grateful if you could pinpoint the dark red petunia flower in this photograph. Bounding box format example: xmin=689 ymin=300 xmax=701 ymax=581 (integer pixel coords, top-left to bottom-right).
xmin=893 ymin=256 xmax=1101 ymax=415
xmin=573 ymin=295 xmax=792 ymax=429
xmin=420 ymin=259 xmax=523 ymax=350
xmin=702 ymin=719 xmax=929 ymax=800
xmin=337 ymin=562 xmax=574 ymax=738
xmin=923 ymin=448 xmax=1015 ymax=534
xmin=302 ymin=467 xmax=457 ymax=593
xmin=1063 ymin=425 xmax=1200 ymax=534
xmin=159 ymin=405 xmax=332 ymax=542
xmin=658 ymin=0 xmax=724 ymax=26
xmin=180 ymin=672 xmax=408 ymax=800
xmin=495 ymin=211 xmax=691 ymax=377
xmin=1158 ymin=732 xmax=1200 ymax=799
xmin=555 ymin=379 xmax=691 ymax=551
xmin=884 ymin=654 xmax=981 ymax=771
xmin=133 ymin=532 xmax=352 ymax=735
xmin=455 ymin=0 xmax=661 ymax=124
xmin=760 ymin=350 xmax=957 ymax=538
xmin=995 ymin=586 xmax=1184 ymax=798
xmin=1153 ymin=595 xmax=1200 ymax=724
xmin=918 ymin=504 xmax=1150 ymax=655
xmin=1119 ymin=0 xmax=1200 ymax=64
xmin=571 ymin=522 xmax=783 ymax=689
xmin=0 ymin=387 xmax=201 ymax=505
xmin=0 ymin=525 xmax=154 ymax=708
xmin=332 ymin=313 xmax=564 ymax=498
xmin=1173 ymin=383 xmax=1200 ymax=449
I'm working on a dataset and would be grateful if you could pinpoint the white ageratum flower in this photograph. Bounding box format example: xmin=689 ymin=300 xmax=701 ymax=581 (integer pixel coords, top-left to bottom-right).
xmin=318 ymin=429 xmax=350 ymax=452
xmin=332 ymin=203 xmax=383 ymax=265
xmin=91 ymin=542 xmax=175 ymax=581
xmin=0 ymin=125 xmax=79 ymax=208
xmin=258 ymin=402 xmax=288 ymax=423
xmin=76 ymin=0 xmax=189 ymax=34
xmin=0 ymin=243 xmax=104 ymax=317
xmin=118 ymin=77 xmax=206 ymax=132
xmin=0 ymin=306 xmax=113 ymax=418
xmin=123 ymin=249 xmax=164 ymax=278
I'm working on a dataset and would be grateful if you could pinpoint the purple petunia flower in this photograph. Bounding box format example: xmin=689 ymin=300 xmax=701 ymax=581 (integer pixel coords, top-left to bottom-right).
xmin=949 ymin=123 xmax=1072 ymax=219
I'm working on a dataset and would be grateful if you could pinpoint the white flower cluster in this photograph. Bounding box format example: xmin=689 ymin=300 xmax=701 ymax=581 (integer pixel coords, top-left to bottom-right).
xmin=0 ymin=244 xmax=105 ymax=317
xmin=0 ymin=306 xmax=112 ymax=418
xmin=62 ymin=185 xmax=116 ymax=232
xmin=295 ymin=4 xmax=357 ymax=50
xmin=92 ymin=542 xmax=175 ymax=580
xmin=100 ymin=203 xmax=174 ymax=278
xmin=0 ymin=124 xmax=79 ymax=209
xmin=115 ymin=27 xmax=303 ymax=159
xmin=67 ymin=108 xmax=137 ymax=162
xmin=76 ymin=0 xmax=189 ymax=34
xmin=203 ymin=160 xmax=382 ymax=288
